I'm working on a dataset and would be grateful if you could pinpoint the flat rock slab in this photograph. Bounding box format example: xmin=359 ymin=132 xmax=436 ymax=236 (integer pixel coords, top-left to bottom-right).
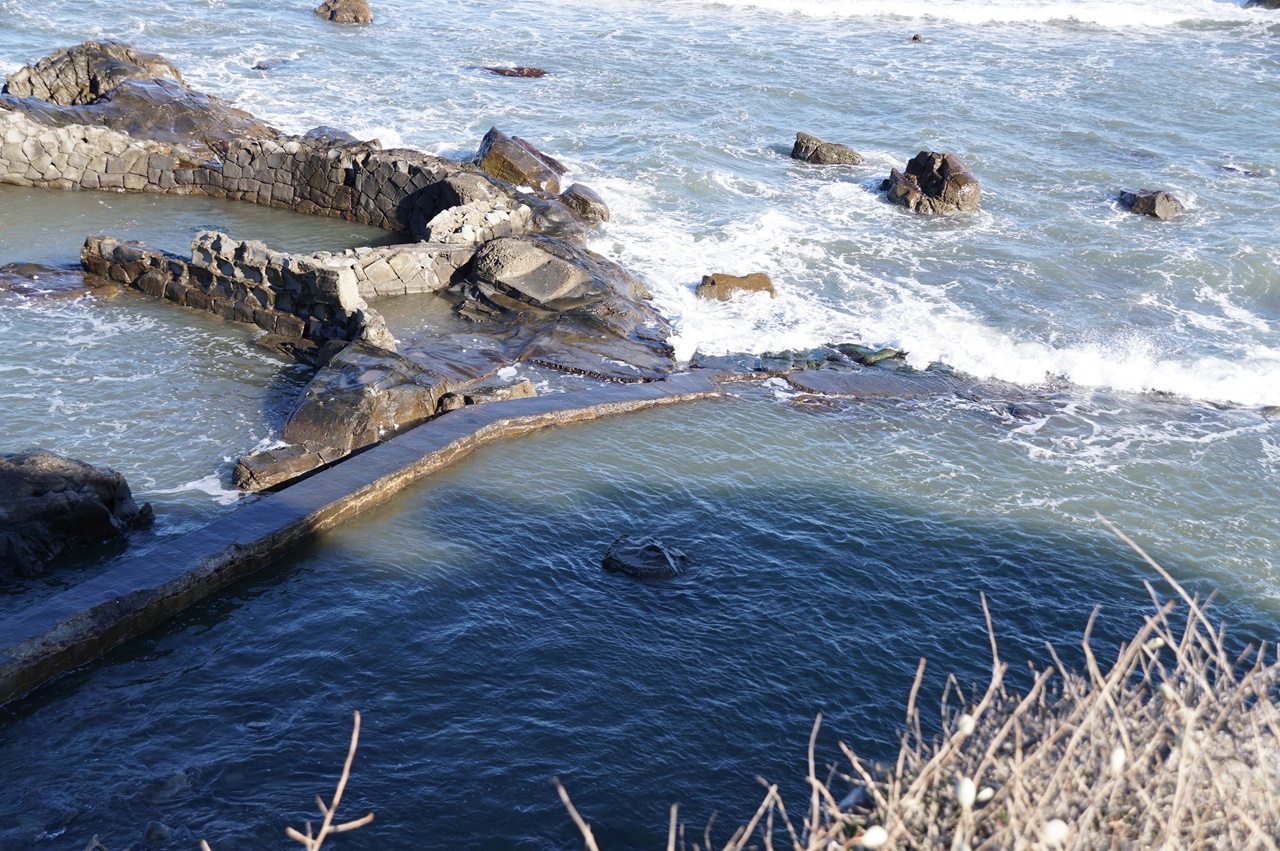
xmin=786 ymin=367 xmax=960 ymax=398
xmin=0 ymin=374 xmax=721 ymax=707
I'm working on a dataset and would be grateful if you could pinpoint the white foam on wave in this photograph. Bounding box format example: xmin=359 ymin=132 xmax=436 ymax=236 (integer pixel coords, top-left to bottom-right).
xmin=678 ymin=0 xmax=1254 ymax=27
xmin=149 ymin=474 xmax=244 ymax=506
xmin=591 ymin=173 xmax=1280 ymax=408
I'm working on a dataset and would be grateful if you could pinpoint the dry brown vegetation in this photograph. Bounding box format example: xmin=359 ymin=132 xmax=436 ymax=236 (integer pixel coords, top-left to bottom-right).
xmin=562 ymin=517 xmax=1280 ymax=850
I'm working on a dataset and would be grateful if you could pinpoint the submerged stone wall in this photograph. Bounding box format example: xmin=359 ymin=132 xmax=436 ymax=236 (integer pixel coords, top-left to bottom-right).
xmin=0 ymin=108 xmax=534 ymax=241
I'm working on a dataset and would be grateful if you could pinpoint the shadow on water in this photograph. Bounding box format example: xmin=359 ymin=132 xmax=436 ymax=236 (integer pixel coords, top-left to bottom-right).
xmin=0 ymin=392 xmax=1272 ymax=851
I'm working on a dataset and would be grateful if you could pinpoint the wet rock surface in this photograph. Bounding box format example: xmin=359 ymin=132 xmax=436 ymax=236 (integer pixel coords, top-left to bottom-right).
xmin=0 ymin=449 xmax=153 ymax=578
xmin=602 ymin=535 xmax=689 ymax=579
xmin=2 ymin=40 xmax=182 ymax=106
xmin=482 ymin=66 xmax=548 ymax=78
xmin=881 ymin=151 xmax=981 ymax=214
xmin=559 ymin=183 xmax=610 ymax=223
xmin=790 ymin=131 xmax=864 ymax=165
xmin=475 ymin=127 xmax=562 ymax=195
xmin=1119 ymin=189 xmax=1185 ymax=220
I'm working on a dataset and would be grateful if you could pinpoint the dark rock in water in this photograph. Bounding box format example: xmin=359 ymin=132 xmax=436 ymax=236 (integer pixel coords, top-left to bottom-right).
xmin=143 ymin=820 xmax=173 ymax=844
xmin=602 ymin=535 xmax=689 ymax=579
xmin=475 ymin=127 xmax=562 ymax=194
xmin=786 ymin=366 xmax=960 ymax=399
xmin=253 ymin=334 xmax=346 ymax=367
xmin=0 ymin=262 xmax=62 ymax=279
xmin=559 ymin=183 xmax=610 ymax=223
xmin=438 ymin=379 xmax=537 ymax=412
xmin=857 ymin=346 xmax=905 ymax=366
xmin=1261 ymin=406 xmax=1280 ymax=420
xmin=1217 ymin=164 xmax=1266 ymax=178
xmin=791 ymin=131 xmax=864 ymax=165
xmin=911 ymin=33 xmax=925 ymax=42
xmin=1118 ymin=189 xmax=1185 ymax=220
xmin=839 ymin=784 xmax=876 ymax=814
xmin=459 ymin=235 xmax=674 ymax=382
xmin=2 ymin=40 xmax=183 ymax=106
xmin=1246 ymin=0 xmax=1280 ymax=8
xmin=251 ymin=58 xmax=292 ymax=71
xmin=881 ymin=151 xmax=981 ymax=214
xmin=483 ymin=66 xmax=548 ymax=78
xmin=314 ymin=0 xmax=373 ymax=23
xmin=0 ymin=41 xmax=278 ymax=161
xmin=696 ymin=272 xmax=775 ymax=300
xmin=0 ymin=448 xmax=153 ymax=578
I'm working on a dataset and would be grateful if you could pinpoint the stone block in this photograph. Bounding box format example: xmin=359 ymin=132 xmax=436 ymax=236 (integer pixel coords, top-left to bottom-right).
xmin=100 ymin=173 xmax=124 ymax=189
xmin=212 ymin=297 xmax=237 ymax=319
xmin=135 ymin=270 xmax=168 ymax=297
xmin=123 ymin=173 xmax=147 ymax=191
xmin=276 ymin=313 xmax=306 ymax=338
xmin=186 ymin=290 xmax=214 ymax=312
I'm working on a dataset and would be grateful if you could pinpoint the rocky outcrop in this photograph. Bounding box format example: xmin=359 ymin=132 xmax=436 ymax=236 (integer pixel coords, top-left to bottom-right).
xmin=314 ymin=0 xmax=373 ymax=23
xmin=458 ymin=235 xmax=674 ymax=381
xmin=1118 ymin=189 xmax=1184 ymax=220
xmin=1246 ymin=0 xmax=1280 ymax=8
xmin=791 ymin=132 xmax=864 ymax=165
xmin=475 ymin=127 xmax=563 ymax=195
xmin=82 ymin=232 xmax=397 ymax=350
xmin=602 ymin=535 xmax=689 ymax=579
xmin=882 ymin=151 xmax=980 ymax=214
xmin=0 ymin=448 xmax=153 ymax=577
xmin=1 ymin=41 xmax=277 ymax=161
xmin=696 ymin=272 xmax=775 ymax=301
xmin=233 ymin=339 xmax=505 ymax=490
xmin=437 ymin=379 xmax=536 ymax=412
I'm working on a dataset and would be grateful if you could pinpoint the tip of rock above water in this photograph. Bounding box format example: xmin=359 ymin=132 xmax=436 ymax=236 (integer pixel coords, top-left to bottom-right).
xmin=602 ymin=535 xmax=690 ymax=580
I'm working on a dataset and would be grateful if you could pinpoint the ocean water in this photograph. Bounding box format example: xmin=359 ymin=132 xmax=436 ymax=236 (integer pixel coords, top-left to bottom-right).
xmin=1 ymin=0 xmax=1279 ymax=848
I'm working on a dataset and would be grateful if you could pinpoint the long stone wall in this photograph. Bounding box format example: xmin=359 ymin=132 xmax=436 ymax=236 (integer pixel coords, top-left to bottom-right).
xmin=0 ymin=107 xmax=534 ymax=243
xmin=0 ymin=374 xmax=721 ymax=707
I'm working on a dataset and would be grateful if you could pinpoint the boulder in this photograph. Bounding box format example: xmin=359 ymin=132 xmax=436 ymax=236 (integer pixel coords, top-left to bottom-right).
xmin=602 ymin=535 xmax=689 ymax=579
xmin=0 ymin=448 xmax=153 ymax=578
xmin=791 ymin=132 xmax=864 ymax=165
xmin=459 ymin=235 xmax=675 ymax=382
xmin=303 ymin=125 xmax=367 ymax=147
xmin=2 ymin=40 xmax=183 ymax=106
xmin=475 ymin=127 xmax=562 ymax=194
xmin=1118 ymin=189 xmax=1185 ymax=220
xmin=881 ymin=151 xmax=981 ymax=214
xmin=1246 ymin=0 xmax=1280 ymax=7
xmin=1 ymin=42 xmax=278 ymax=160
xmin=437 ymin=379 xmax=537 ymax=412
xmin=482 ymin=66 xmax=548 ymax=78
xmin=559 ymin=183 xmax=610 ymax=223
xmin=314 ymin=0 xmax=373 ymax=23
xmin=696 ymin=272 xmax=775 ymax=301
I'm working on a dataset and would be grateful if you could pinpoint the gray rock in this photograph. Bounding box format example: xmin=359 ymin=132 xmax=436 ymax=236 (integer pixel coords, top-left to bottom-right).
xmin=0 ymin=448 xmax=153 ymax=578
xmin=602 ymin=535 xmax=689 ymax=579
xmin=475 ymin=127 xmax=561 ymax=194
xmin=1118 ymin=189 xmax=1185 ymax=220
xmin=1246 ymin=0 xmax=1280 ymax=8
xmin=314 ymin=0 xmax=373 ymax=23
xmin=791 ymin=132 xmax=864 ymax=165
xmin=786 ymin=366 xmax=959 ymax=399
xmin=696 ymin=272 xmax=775 ymax=300
xmin=881 ymin=151 xmax=981 ymax=214
xmin=559 ymin=183 xmax=610 ymax=223
xmin=303 ymin=125 xmax=364 ymax=147
xmin=482 ymin=66 xmax=548 ymax=78
xmin=438 ymin=379 xmax=537 ymax=412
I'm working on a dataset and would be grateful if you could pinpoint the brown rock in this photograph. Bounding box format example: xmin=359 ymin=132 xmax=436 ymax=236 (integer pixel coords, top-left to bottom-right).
xmin=475 ymin=127 xmax=561 ymax=194
xmin=314 ymin=0 xmax=373 ymax=23
xmin=559 ymin=183 xmax=610 ymax=223
xmin=696 ymin=272 xmax=775 ymax=301
xmin=2 ymin=40 xmax=183 ymax=106
xmin=791 ymin=132 xmax=864 ymax=165
xmin=881 ymin=151 xmax=980 ymax=215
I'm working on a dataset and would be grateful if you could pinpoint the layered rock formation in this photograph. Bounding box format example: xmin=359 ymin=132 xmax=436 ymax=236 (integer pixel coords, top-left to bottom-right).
xmin=882 ymin=151 xmax=981 ymax=214
xmin=0 ymin=449 xmax=153 ymax=577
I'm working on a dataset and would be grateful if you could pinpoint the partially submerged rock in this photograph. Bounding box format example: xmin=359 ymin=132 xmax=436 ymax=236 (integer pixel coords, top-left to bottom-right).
xmin=787 ymin=365 xmax=960 ymax=399
xmin=475 ymin=127 xmax=563 ymax=195
xmin=882 ymin=151 xmax=981 ymax=215
xmin=0 ymin=448 xmax=153 ymax=577
xmin=559 ymin=183 xmax=610 ymax=223
xmin=791 ymin=132 xmax=864 ymax=165
xmin=1118 ymin=189 xmax=1185 ymax=220
xmin=438 ymin=379 xmax=537 ymax=412
xmin=314 ymin=0 xmax=373 ymax=23
xmin=602 ymin=535 xmax=689 ymax=579
xmin=482 ymin=66 xmax=547 ymax=78
xmin=1246 ymin=0 xmax=1280 ymax=8
xmin=696 ymin=272 xmax=775 ymax=301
